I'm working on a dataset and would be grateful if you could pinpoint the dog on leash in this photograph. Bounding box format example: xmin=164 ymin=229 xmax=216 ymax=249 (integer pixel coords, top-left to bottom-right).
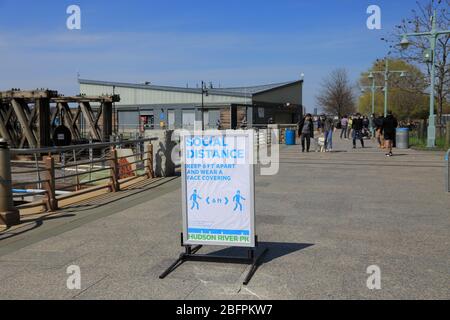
xmin=317 ymin=136 xmax=326 ymax=153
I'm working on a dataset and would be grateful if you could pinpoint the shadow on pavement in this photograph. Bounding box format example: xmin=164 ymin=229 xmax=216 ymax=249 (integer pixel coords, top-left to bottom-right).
xmin=281 ymin=160 xmax=444 ymax=168
xmin=207 ymin=242 xmax=314 ymax=264
xmin=20 ymin=213 xmax=76 ymax=224
xmin=0 ymin=178 xmax=179 ymax=244
xmin=0 ymin=214 xmax=75 ymax=242
xmin=62 ymin=177 xmax=179 ymax=214
xmin=259 ymin=242 xmax=314 ymax=263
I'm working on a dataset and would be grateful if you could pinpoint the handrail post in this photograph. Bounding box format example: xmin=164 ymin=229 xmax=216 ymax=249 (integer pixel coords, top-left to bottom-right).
xmin=146 ymin=143 xmax=155 ymax=179
xmin=0 ymin=139 xmax=20 ymax=227
xmin=446 ymin=149 xmax=450 ymax=193
xmin=43 ymin=156 xmax=58 ymax=211
xmin=109 ymin=148 xmax=120 ymax=192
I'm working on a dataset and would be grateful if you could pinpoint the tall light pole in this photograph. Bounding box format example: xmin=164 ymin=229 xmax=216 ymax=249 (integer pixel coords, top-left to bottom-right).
xmin=370 ymin=59 xmax=407 ymax=118
xmin=361 ymin=72 xmax=384 ymax=135
xmin=200 ymin=81 xmax=209 ymax=131
xmin=400 ymin=10 xmax=450 ymax=148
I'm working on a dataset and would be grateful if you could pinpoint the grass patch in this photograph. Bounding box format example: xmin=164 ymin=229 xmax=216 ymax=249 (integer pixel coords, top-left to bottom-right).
xmin=410 ymin=135 xmax=448 ymax=151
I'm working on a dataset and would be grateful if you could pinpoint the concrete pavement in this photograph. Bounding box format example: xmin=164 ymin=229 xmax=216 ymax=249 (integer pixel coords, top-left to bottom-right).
xmin=0 ymin=135 xmax=448 ymax=300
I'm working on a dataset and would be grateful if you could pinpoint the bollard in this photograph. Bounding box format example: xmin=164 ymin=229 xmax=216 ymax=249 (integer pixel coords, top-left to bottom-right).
xmin=446 ymin=149 xmax=450 ymax=193
xmin=146 ymin=143 xmax=155 ymax=179
xmin=108 ymin=148 xmax=120 ymax=192
xmin=43 ymin=156 xmax=58 ymax=211
xmin=0 ymin=139 xmax=20 ymax=227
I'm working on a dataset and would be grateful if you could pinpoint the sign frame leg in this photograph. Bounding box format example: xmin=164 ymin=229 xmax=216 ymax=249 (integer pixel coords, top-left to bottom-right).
xmin=159 ymin=234 xmax=268 ymax=286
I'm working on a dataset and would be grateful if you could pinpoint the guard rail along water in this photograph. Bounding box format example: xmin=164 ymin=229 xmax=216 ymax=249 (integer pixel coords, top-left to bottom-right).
xmin=0 ymin=138 xmax=157 ymax=227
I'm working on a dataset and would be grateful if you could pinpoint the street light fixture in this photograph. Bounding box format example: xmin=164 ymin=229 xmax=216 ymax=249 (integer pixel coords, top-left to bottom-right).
xmin=361 ymin=82 xmax=383 ymax=136
xmin=399 ymin=9 xmax=450 ymax=148
xmin=400 ymin=35 xmax=410 ymax=50
xmin=361 ymin=73 xmax=384 ymax=136
xmin=369 ymin=59 xmax=408 ymax=118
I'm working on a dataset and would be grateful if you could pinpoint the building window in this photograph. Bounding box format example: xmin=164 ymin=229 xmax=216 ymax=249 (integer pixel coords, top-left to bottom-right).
xmin=182 ymin=110 xmax=195 ymax=130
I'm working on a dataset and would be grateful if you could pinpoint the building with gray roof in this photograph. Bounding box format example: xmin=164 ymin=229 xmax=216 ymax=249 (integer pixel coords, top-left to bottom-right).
xmin=79 ymin=78 xmax=303 ymax=133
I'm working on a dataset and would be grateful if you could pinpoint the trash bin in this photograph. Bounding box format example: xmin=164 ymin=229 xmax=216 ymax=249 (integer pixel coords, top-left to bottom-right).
xmin=396 ymin=128 xmax=409 ymax=149
xmin=446 ymin=150 xmax=450 ymax=193
xmin=285 ymin=129 xmax=296 ymax=146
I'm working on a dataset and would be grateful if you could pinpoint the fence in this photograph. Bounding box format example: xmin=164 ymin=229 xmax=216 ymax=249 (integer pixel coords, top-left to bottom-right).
xmin=409 ymin=121 xmax=450 ymax=149
xmin=9 ymin=138 xmax=157 ymax=214
xmin=252 ymin=124 xmax=299 ymax=145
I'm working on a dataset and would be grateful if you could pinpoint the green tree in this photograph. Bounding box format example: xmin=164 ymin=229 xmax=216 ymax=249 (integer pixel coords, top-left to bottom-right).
xmin=358 ymin=59 xmax=429 ymax=120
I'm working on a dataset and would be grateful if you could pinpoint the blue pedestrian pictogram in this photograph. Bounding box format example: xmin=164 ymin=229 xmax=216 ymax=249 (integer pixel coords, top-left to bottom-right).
xmin=190 ymin=190 xmax=202 ymax=210
xmin=233 ymin=190 xmax=246 ymax=212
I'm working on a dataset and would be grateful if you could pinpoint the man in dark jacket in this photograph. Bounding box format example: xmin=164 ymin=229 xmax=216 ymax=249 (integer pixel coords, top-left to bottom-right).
xmin=352 ymin=113 xmax=365 ymax=149
xmin=383 ymin=111 xmax=398 ymax=157
xmin=298 ymin=114 xmax=314 ymax=153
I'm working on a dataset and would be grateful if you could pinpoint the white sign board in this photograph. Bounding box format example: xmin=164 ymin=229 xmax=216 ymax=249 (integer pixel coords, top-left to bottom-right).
xmin=181 ymin=131 xmax=255 ymax=248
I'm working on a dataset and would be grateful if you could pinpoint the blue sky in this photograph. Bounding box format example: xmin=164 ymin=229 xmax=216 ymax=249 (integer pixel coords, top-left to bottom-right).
xmin=0 ymin=0 xmax=423 ymax=111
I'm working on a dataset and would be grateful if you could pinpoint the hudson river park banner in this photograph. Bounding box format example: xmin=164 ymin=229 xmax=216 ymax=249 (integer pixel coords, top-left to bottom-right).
xmin=181 ymin=131 xmax=255 ymax=248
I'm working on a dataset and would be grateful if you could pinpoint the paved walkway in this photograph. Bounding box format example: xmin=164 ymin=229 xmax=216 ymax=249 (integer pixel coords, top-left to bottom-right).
xmin=0 ymin=135 xmax=448 ymax=300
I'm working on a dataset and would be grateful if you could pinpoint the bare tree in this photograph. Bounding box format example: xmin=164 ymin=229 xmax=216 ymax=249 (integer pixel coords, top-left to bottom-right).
xmin=389 ymin=0 xmax=450 ymax=124
xmin=316 ymin=69 xmax=356 ymax=117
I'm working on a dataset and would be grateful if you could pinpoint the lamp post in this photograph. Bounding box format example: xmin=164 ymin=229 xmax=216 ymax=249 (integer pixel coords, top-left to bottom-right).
xmin=201 ymin=81 xmax=209 ymax=131
xmin=361 ymin=72 xmax=384 ymax=136
xmin=400 ymin=10 xmax=450 ymax=148
xmin=370 ymin=59 xmax=407 ymax=118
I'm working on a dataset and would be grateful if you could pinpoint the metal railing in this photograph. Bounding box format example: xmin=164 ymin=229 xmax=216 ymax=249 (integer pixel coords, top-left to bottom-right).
xmin=9 ymin=138 xmax=157 ymax=212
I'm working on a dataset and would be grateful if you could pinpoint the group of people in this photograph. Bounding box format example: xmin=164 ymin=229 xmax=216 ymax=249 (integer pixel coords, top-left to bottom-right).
xmin=298 ymin=111 xmax=399 ymax=157
xmin=298 ymin=114 xmax=336 ymax=153
xmin=339 ymin=115 xmax=371 ymax=141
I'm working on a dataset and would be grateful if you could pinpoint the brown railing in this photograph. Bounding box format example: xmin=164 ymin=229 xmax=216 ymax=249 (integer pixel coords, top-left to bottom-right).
xmin=10 ymin=138 xmax=156 ymax=212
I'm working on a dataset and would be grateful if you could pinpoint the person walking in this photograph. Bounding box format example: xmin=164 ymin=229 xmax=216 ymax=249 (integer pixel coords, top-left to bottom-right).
xmin=362 ymin=116 xmax=370 ymax=130
xmin=374 ymin=114 xmax=385 ymax=149
xmin=340 ymin=115 xmax=349 ymax=139
xmin=382 ymin=111 xmax=398 ymax=157
xmin=347 ymin=116 xmax=353 ymax=140
xmin=362 ymin=116 xmax=370 ymax=139
xmin=298 ymin=114 xmax=314 ymax=153
xmin=352 ymin=113 xmax=365 ymax=149
xmin=316 ymin=115 xmax=323 ymax=134
xmin=322 ymin=115 xmax=335 ymax=152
